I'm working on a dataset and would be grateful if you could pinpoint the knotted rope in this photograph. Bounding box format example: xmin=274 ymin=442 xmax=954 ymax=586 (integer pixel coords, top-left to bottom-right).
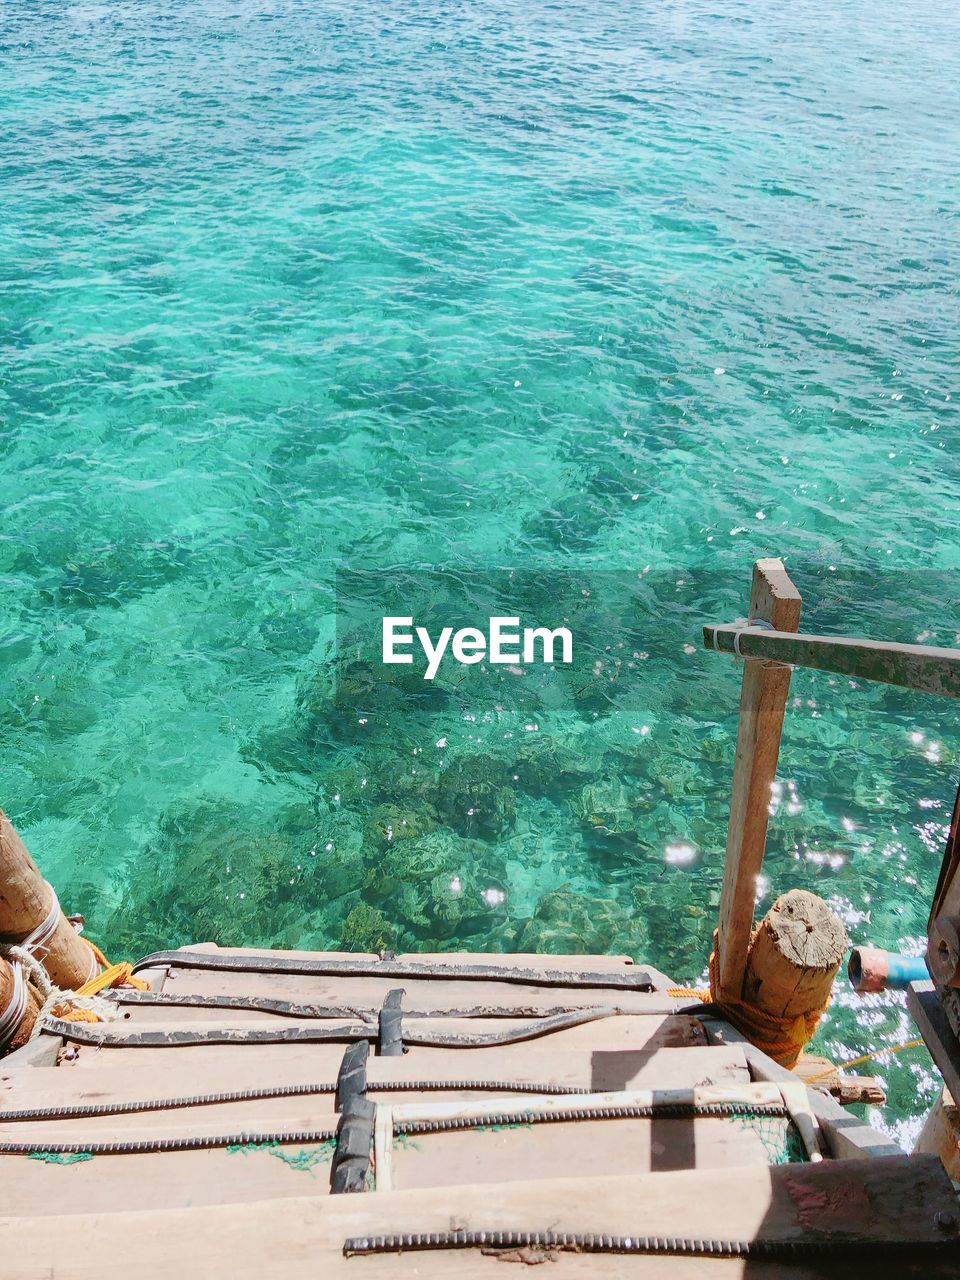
xmin=0 ymin=882 xmax=147 ymax=1042
xmin=708 ymin=932 xmax=828 ymax=1070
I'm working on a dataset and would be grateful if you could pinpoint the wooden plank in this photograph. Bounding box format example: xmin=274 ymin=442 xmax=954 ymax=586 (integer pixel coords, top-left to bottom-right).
xmin=715 ymin=559 xmax=801 ymax=1003
xmin=137 ymin=947 xmax=658 ymax=990
xmin=388 ymin=1115 xmax=777 ymax=1187
xmin=908 ymin=980 xmax=960 ymax=1106
xmin=703 ymin=625 xmax=960 ymax=699
xmin=795 ymin=1055 xmax=885 ymax=1105
xmin=116 ymin=972 xmax=677 ymax=1015
xmin=53 ymin=1011 xmax=707 ymax=1065
xmin=0 ymin=1146 xmax=338 ymax=1217
xmin=0 ymin=1157 xmax=955 ymax=1278
xmin=0 ymin=1043 xmax=743 ymax=1115
xmin=915 ymin=1087 xmax=960 ymax=1180
xmin=0 ymin=1035 xmax=61 ymax=1069
xmin=701 ymin=1018 xmax=903 ymax=1160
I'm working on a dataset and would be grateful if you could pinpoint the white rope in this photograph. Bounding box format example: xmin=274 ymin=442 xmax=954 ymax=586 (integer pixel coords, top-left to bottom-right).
xmin=4 ymin=944 xmax=53 ymax=999
xmin=712 ymin=617 xmax=791 ymax=670
xmin=0 ymin=883 xmax=104 ymax=1048
xmin=19 ymin=880 xmax=61 ymax=957
xmin=731 ymin=616 xmax=775 ymax=656
xmin=0 ymin=959 xmax=27 ymax=1049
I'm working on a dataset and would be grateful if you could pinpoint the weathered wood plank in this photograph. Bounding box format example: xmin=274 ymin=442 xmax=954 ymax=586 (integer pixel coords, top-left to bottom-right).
xmin=0 ymin=1043 xmax=740 ymax=1115
xmin=0 ymin=1158 xmax=955 ymax=1278
xmin=908 ymin=981 xmax=960 ymax=1108
xmin=701 ymin=1017 xmax=903 ymax=1160
xmin=60 ymin=1011 xmax=706 ymax=1070
xmin=703 ymin=625 xmax=960 ymax=699
xmin=915 ymin=1087 xmax=960 ymax=1179
xmin=716 ymin=559 xmax=801 ymax=1003
xmin=795 ymin=1056 xmax=885 ymax=1105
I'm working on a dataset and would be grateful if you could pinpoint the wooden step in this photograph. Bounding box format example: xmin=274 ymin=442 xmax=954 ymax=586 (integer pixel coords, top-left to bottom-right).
xmin=133 ymin=946 xmax=680 ymax=1015
xmin=0 ymin=1157 xmax=953 ymax=1277
xmin=54 ymin=1011 xmax=707 ymax=1068
xmin=1 ymin=1044 xmax=746 ymax=1117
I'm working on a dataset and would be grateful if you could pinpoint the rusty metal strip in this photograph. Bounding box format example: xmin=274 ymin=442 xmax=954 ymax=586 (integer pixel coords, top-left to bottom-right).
xmin=41 ymin=1006 xmax=619 ymax=1049
xmin=343 ymin=1230 xmax=959 ymax=1260
xmin=130 ymin=950 xmax=655 ymax=991
xmin=0 ymin=1079 xmax=591 ymax=1124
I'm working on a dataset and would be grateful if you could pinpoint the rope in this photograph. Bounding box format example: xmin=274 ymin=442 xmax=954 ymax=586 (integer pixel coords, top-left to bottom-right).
xmin=0 ymin=885 xmax=146 ymax=1043
xmin=805 ymin=1038 xmax=925 ymax=1083
xmin=667 ymin=987 xmax=710 ymax=1000
xmin=709 ymin=617 xmax=792 ymax=671
xmin=0 ymin=959 xmax=27 ymax=1050
xmin=708 ymin=932 xmax=828 ymax=1071
xmin=47 ymin=939 xmax=148 ymax=1024
xmin=0 ymin=884 xmax=68 ymax=1049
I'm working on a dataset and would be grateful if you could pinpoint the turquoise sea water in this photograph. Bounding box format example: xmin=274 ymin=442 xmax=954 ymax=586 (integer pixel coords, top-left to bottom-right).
xmin=1 ymin=0 xmax=958 ymax=1140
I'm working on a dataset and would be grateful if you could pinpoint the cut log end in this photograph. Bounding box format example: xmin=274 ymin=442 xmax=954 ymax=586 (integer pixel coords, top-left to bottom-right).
xmin=743 ymin=889 xmax=848 ymax=1021
xmin=765 ymin=889 xmax=848 ymax=971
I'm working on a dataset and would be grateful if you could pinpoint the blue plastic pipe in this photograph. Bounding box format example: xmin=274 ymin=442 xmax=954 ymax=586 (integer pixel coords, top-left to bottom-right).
xmin=848 ymin=947 xmax=928 ymax=993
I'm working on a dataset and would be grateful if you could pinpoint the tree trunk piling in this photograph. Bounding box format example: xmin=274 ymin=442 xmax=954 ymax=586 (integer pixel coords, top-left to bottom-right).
xmin=0 ymin=809 xmax=96 ymax=991
xmin=744 ymin=889 xmax=848 ymax=1023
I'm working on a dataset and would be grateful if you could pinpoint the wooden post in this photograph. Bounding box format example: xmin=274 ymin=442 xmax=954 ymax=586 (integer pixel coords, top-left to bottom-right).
xmin=0 ymin=809 xmax=97 ymax=989
xmin=716 ymin=559 xmax=801 ymax=1004
xmin=743 ymin=890 xmax=847 ymax=1022
xmin=0 ymin=956 xmax=42 ymax=1051
xmin=915 ymin=1087 xmax=960 ymax=1179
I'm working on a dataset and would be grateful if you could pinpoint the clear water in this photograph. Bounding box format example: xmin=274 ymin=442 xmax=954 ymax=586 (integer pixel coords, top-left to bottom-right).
xmin=1 ymin=0 xmax=958 ymax=1141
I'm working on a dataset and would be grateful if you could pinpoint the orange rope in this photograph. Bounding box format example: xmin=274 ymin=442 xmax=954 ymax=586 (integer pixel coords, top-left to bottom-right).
xmin=667 ymin=987 xmax=710 ymax=1000
xmin=805 ymin=1038 xmax=925 ymax=1082
xmin=708 ymin=931 xmax=829 ymax=1071
xmin=51 ymin=937 xmax=148 ymax=1023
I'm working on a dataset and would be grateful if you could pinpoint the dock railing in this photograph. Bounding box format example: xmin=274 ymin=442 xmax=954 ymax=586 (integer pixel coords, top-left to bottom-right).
xmin=704 ymin=559 xmax=960 ymax=1014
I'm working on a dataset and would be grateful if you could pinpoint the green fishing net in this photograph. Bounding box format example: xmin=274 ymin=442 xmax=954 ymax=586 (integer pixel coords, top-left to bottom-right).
xmin=729 ymin=1108 xmax=808 ymax=1164
xmin=226 ymin=1139 xmax=336 ymax=1171
xmin=27 ymin=1151 xmax=94 ymax=1165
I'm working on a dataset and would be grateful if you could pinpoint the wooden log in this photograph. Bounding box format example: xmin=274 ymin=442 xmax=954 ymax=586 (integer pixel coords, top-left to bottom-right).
xmin=743 ymin=890 xmax=847 ymax=1022
xmin=716 ymin=559 xmax=801 ymax=1003
xmin=915 ymin=1086 xmax=960 ymax=1179
xmin=703 ymin=623 xmax=960 ymax=699
xmin=0 ymin=958 xmax=41 ymax=1053
xmin=0 ymin=810 xmax=96 ymax=990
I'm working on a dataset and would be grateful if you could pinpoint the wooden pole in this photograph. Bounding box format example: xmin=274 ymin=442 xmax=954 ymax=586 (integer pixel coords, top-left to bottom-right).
xmin=703 ymin=624 xmax=960 ymax=699
xmin=0 ymin=956 xmax=41 ymax=1052
xmin=715 ymin=559 xmax=801 ymax=1004
xmin=0 ymin=809 xmax=97 ymax=990
xmin=743 ymin=890 xmax=847 ymax=1022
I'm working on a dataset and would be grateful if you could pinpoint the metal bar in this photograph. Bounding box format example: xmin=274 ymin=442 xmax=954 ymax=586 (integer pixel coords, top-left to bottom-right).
xmin=131 ymin=950 xmax=656 ymax=991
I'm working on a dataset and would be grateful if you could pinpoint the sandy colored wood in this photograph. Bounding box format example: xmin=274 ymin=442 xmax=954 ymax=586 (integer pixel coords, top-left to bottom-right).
xmin=0 ymin=1044 xmax=745 ymax=1116
xmin=795 ymin=1055 xmax=885 ymax=1105
xmin=57 ymin=1011 xmax=707 ymax=1066
xmin=388 ymin=1115 xmax=777 ymax=1189
xmin=702 ymin=1019 xmax=904 ymax=1160
xmin=0 ymin=1157 xmax=955 ymax=1279
xmin=915 ymin=1086 xmax=960 ymax=1179
xmin=743 ymin=890 xmax=847 ymax=1020
xmin=126 ymin=970 xmax=677 ymax=1014
xmin=0 ymin=810 xmax=96 ymax=990
xmin=716 ymin=560 xmax=801 ymax=1003
xmin=166 ymin=946 xmax=638 ymax=972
